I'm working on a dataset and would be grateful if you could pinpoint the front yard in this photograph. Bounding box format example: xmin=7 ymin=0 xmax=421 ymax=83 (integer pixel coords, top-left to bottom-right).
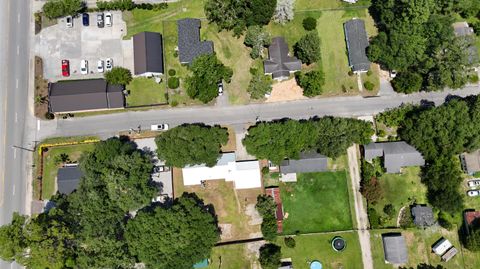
xmin=277 ymin=232 xmax=363 ymax=269
xmin=281 ymin=171 xmax=354 ymax=234
xmin=126 ymin=77 xmax=167 ymax=106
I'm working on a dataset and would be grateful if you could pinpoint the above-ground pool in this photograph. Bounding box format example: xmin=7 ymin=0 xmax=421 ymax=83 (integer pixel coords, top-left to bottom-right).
xmin=310 ymin=260 xmax=323 ymax=269
xmin=332 ymin=236 xmax=346 ymax=252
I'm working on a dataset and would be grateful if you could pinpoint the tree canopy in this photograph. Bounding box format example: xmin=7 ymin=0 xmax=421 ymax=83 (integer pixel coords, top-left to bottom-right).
xmin=296 ymin=70 xmax=325 ymax=97
xmin=294 ymin=31 xmax=321 ymax=65
xmin=248 ymin=68 xmax=272 ymax=99
xmin=42 ymin=0 xmax=84 ymax=19
xmin=256 ymin=195 xmax=278 ymax=241
xmin=259 ymin=243 xmax=282 ymax=269
xmin=244 ymin=26 xmax=271 ymax=59
xmin=155 ymin=124 xmax=229 ymax=167
xmin=125 ymin=194 xmax=219 ymax=269
xmin=104 ymin=67 xmax=133 ymax=86
xmin=186 ymin=54 xmax=233 ymax=103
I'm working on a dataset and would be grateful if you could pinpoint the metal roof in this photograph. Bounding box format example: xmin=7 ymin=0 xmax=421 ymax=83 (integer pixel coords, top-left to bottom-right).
xmin=264 ymin=37 xmax=302 ymax=79
xmin=177 ymin=18 xmax=214 ymax=64
xmin=133 ymin=32 xmax=164 ymax=75
xmin=280 ymin=151 xmax=328 ymax=174
xmin=57 ymin=166 xmax=83 ymax=194
xmin=382 ymin=233 xmax=408 ymax=264
xmin=48 ymin=79 xmax=124 ymax=113
xmin=363 ymin=142 xmax=425 ymax=173
xmin=344 ymin=19 xmax=370 ymax=72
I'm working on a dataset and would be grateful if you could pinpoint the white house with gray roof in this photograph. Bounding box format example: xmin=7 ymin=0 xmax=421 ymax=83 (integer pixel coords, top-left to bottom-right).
xmin=363 ymin=141 xmax=425 ymax=173
xmin=177 ymin=18 xmax=214 ymax=64
xmin=344 ymin=18 xmax=370 ymax=73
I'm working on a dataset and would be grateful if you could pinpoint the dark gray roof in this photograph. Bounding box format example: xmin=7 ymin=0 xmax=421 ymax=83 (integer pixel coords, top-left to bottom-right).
xmin=133 ymin=32 xmax=164 ymax=75
xmin=363 ymin=142 xmax=425 ymax=173
xmin=382 ymin=233 xmax=408 ymax=264
xmin=280 ymin=151 xmax=328 ymax=174
xmin=49 ymin=79 xmax=124 ymax=113
xmin=411 ymin=205 xmax=435 ymax=227
xmin=57 ymin=166 xmax=83 ymax=194
xmin=264 ymin=37 xmax=302 ymax=79
xmin=177 ymin=18 xmax=213 ymax=64
xmin=344 ymin=19 xmax=370 ymax=72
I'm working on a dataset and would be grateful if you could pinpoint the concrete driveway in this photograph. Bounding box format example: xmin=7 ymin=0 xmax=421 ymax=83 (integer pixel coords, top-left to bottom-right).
xmin=35 ymin=11 xmax=133 ymax=82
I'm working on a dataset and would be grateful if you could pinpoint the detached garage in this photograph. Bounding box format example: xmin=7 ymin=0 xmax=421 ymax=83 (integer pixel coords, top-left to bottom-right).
xmin=133 ymin=32 xmax=164 ymax=77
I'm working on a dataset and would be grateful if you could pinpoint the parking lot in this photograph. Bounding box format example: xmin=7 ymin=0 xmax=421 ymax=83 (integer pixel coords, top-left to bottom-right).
xmin=35 ymin=11 xmax=133 ymax=81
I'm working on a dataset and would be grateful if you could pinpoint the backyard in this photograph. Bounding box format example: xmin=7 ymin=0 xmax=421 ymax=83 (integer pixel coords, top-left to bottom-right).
xmin=370 ymin=167 xmax=428 ymax=228
xmin=206 ymin=243 xmax=259 ymax=269
xmin=41 ymin=143 xmax=95 ymax=199
xmin=371 ymin=228 xmax=472 ymax=269
xmin=278 ymin=232 xmax=363 ymax=269
xmin=126 ymin=77 xmax=167 ymax=106
xmin=281 ymin=171 xmax=354 ymax=234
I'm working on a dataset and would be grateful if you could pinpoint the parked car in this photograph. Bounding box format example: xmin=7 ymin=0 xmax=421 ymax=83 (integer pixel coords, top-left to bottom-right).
xmin=218 ymin=81 xmax=224 ymax=96
xmin=61 ymin=60 xmax=70 ymax=77
xmin=97 ymin=60 xmax=104 ymax=73
xmin=467 ymin=190 xmax=480 ymax=197
xmin=82 ymin=13 xmax=89 ymax=26
xmin=105 ymin=58 xmax=113 ymax=71
xmin=151 ymin=124 xmax=169 ymax=131
xmin=105 ymin=12 xmax=112 ymax=27
xmin=97 ymin=13 xmax=104 ymax=28
xmin=66 ymin=16 xmax=73 ymax=28
xmin=468 ymin=180 xmax=480 ymax=188
xmin=80 ymin=60 xmax=88 ymax=75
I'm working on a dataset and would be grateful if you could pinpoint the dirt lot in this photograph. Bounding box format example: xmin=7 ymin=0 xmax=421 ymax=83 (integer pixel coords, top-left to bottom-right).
xmin=34 ymin=56 xmax=49 ymax=119
xmin=266 ymin=78 xmax=307 ymax=103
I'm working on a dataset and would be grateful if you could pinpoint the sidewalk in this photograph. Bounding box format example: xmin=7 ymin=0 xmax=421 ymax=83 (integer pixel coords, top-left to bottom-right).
xmin=347 ymin=145 xmax=373 ymax=269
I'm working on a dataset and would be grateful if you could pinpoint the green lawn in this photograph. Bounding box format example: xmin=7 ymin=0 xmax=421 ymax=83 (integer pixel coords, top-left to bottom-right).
xmin=295 ymin=0 xmax=371 ymax=10
xmin=206 ymin=244 xmax=257 ymax=269
xmin=42 ymin=144 xmax=95 ymax=199
xmin=371 ymin=228 xmax=469 ymax=269
xmin=371 ymin=167 xmax=428 ymax=228
xmin=277 ymin=232 xmax=363 ymax=269
xmin=126 ymin=77 xmax=167 ymax=106
xmin=281 ymin=171 xmax=353 ymax=234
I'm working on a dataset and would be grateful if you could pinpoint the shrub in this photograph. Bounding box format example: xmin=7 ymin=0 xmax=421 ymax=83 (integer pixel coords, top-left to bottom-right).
xmin=42 ymin=0 xmax=84 ymax=19
xmin=438 ymin=212 xmax=453 ymax=230
xmin=168 ymin=69 xmax=176 ymax=76
xmin=259 ymin=244 xmax=281 ymax=269
xmin=367 ymin=70 xmax=372 ymax=76
xmin=364 ymin=81 xmax=374 ymax=91
xmin=261 ymin=166 xmax=270 ymax=175
xmin=45 ymin=112 xmax=55 ymax=120
xmin=468 ymin=73 xmax=479 ymax=84
xmin=377 ymin=129 xmax=386 ymax=137
xmin=391 ymin=71 xmax=423 ymax=93
xmin=168 ymin=77 xmax=180 ymax=89
xmin=173 ymin=51 xmax=178 ymax=58
xmin=348 ymin=70 xmax=354 ymax=76
xmin=383 ymin=204 xmax=395 ymax=219
xmin=170 ymin=100 xmax=178 ymax=107
xmin=368 ymin=207 xmax=382 ymax=228
xmin=104 ymin=67 xmax=133 ymax=85
xmin=296 ymin=70 xmax=325 ymax=97
xmin=302 ymin=17 xmax=317 ymax=31
xmin=284 ymin=237 xmax=296 ymax=248
xmin=294 ymin=31 xmax=321 ymax=65
xmin=399 ymin=207 xmax=414 ymax=228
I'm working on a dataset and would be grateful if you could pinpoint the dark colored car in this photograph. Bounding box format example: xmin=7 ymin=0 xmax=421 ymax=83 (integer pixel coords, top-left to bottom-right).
xmin=61 ymin=60 xmax=70 ymax=77
xmin=97 ymin=13 xmax=104 ymax=28
xmin=82 ymin=13 xmax=89 ymax=26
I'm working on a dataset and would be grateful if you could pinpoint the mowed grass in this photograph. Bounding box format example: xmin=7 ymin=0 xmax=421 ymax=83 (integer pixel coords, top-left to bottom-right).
xmin=295 ymin=0 xmax=371 ymax=10
xmin=371 ymin=167 xmax=427 ymax=228
xmin=126 ymin=77 xmax=167 ymax=106
xmin=207 ymin=243 xmax=258 ymax=269
xmin=277 ymin=232 xmax=363 ymax=269
xmin=371 ymin=228 xmax=469 ymax=269
xmin=281 ymin=171 xmax=353 ymax=234
xmin=42 ymin=144 xmax=95 ymax=199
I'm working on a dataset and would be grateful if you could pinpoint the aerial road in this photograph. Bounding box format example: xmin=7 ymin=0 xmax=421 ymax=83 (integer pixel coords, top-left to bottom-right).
xmin=0 ymin=0 xmax=35 ymax=267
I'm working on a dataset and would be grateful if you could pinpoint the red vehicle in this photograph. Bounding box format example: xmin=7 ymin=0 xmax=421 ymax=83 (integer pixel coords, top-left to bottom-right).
xmin=61 ymin=60 xmax=70 ymax=77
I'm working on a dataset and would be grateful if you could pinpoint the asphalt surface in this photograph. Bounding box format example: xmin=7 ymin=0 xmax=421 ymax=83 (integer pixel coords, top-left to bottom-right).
xmin=38 ymin=85 xmax=480 ymax=139
xmin=0 ymin=0 xmax=34 ymax=268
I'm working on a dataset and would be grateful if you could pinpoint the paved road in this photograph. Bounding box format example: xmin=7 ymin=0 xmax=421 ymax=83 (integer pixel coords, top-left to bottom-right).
xmin=0 ymin=0 xmax=34 ymax=267
xmin=348 ymin=145 xmax=373 ymax=269
xmin=39 ymin=85 xmax=480 ymax=139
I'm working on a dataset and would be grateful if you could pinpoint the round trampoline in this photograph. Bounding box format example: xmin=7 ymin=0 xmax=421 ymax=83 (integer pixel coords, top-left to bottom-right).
xmin=331 ymin=236 xmax=346 ymax=252
xmin=310 ymin=261 xmax=323 ymax=269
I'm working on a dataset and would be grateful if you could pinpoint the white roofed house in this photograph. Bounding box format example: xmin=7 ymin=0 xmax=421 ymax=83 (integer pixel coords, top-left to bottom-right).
xmin=182 ymin=153 xmax=262 ymax=189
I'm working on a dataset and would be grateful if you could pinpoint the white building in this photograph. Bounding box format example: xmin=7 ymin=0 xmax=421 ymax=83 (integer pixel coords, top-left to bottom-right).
xmin=182 ymin=153 xmax=262 ymax=189
xmin=432 ymin=238 xmax=453 ymax=256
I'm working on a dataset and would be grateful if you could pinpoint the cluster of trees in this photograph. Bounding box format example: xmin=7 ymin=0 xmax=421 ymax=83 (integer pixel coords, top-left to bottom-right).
xmin=259 ymin=243 xmax=282 ymax=269
xmin=248 ymin=67 xmax=272 ymax=99
xmin=155 ymin=124 xmax=229 ymax=167
xmin=244 ymin=26 xmax=271 ymax=59
xmin=186 ymin=54 xmax=233 ymax=103
xmin=42 ymin=0 xmax=84 ymax=19
xmin=294 ymin=31 xmax=321 ymax=65
xmin=0 ymin=138 xmax=220 ymax=268
xmin=368 ymin=0 xmax=475 ymax=92
xmin=295 ymin=70 xmax=325 ymax=97
xmin=360 ymin=158 xmax=385 ymax=204
xmin=204 ymin=0 xmax=277 ymax=36
xmin=243 ymin=117 xmax=373 ymax=164
xmin=96 ymin=0 xmax=169 ymax=11
xmin=272 ymin=0 xmax=295 ymax=25
xmin=397 ymin=97 xmax=480 ymax=213
xmin=104 ymin=67 xmax=133 ymax=86
xmin=255 ymin=195 xmax=278 ymax=241
xmin=375 ymin=104 xmax=420 ymax=128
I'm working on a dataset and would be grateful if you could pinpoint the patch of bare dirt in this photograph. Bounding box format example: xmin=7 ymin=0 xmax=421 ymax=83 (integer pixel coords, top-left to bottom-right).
xmin=34 ymin=56 xmax=49 ymax=119
xmin=219 ymin=223 xmax=233 ymax=240
xmin=245 ymin=204 xmax=262 ymax=226
xmin=265 ymin=78 xmax=307 ymax=103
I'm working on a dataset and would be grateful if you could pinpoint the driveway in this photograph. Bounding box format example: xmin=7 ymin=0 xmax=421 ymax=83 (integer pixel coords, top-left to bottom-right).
xmin=35 ymin=11 xmax=133 ymax=81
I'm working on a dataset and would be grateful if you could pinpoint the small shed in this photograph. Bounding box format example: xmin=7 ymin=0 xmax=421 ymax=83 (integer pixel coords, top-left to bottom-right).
xmin=441 ymin=247 xmax=458 ymax=262
xmin=382 ymin=233 xmax=408 ymax=264
xmin=57 ymin=166 xmax=83 ymax=194
xmin=432 ymin=238 xmax=452 ymax=256
xmin=411 ymin=205 xmax=435 ymax=228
